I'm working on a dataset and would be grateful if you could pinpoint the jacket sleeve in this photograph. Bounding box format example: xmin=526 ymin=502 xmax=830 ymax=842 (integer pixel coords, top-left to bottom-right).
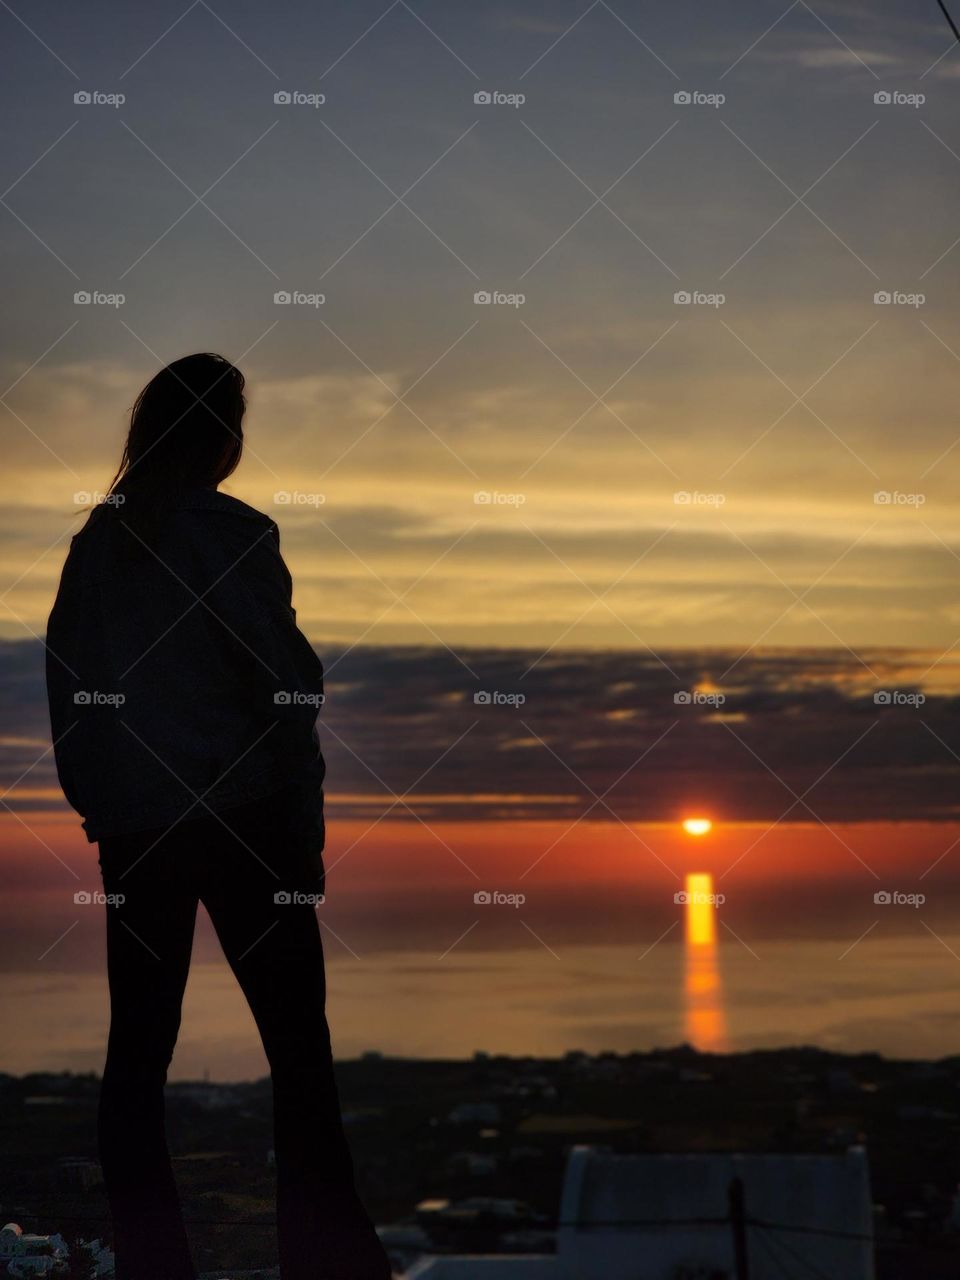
xmin=198 ymin=517 xmax=325 ymax=751
xmin=45 ymin=544 xmax=87 ymax=818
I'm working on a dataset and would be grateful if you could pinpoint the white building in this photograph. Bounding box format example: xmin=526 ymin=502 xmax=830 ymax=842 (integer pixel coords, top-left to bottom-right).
xmin=0 ymin=1223 xmax=68 ymax=1276
xmin=406 ymin=1145 xmax=874 ymax=1279
xmin=81 ymin=1238 xmax=116 ymax=1277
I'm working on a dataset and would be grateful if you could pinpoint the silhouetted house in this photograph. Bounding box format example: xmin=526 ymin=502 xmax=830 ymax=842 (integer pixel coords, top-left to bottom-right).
xmin=405 ymin=1145 xmax=874 ymax=1278
xmin=0 ymin=1222 xmax=68 ymax=1275
xmin=83 ymin=1237 xmax=116 ymax=1277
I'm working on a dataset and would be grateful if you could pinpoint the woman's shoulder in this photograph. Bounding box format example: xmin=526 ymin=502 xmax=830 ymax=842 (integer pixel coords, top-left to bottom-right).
xmin=75 ymin=488 xmax=274 ymax=531
xmin=174 ymin=491 xmax=285 ymax=581
xmin=174 ymin=489 xmax=276 ymax=528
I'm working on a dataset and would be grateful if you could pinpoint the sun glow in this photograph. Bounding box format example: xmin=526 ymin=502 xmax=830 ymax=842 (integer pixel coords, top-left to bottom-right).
xmin=684 ymin=872 xmax=716 ymax=947
xmin=682 ymin=817 xmax=712 ymax=836
xmin=683 ymin=871 xmax=728 ymax=1052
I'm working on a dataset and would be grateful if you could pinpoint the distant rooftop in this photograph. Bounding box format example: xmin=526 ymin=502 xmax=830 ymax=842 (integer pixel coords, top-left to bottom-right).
xmin=405 ymin=1144 xmax=875 ymax=1280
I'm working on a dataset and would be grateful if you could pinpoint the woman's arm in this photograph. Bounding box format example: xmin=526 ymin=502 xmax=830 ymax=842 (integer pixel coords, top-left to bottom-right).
xmin=197 ymin=515 xmax=325 ymax=748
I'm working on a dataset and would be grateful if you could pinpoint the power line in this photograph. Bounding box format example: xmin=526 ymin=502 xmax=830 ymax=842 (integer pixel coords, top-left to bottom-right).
xmin=751 ymin=1216 xmax=874 ymax=1244
xmin=938 ymin=0 xmax=960 ymax=42
xmin=25 ymin=1211 xmax=725 ymax=1230
xmin=556 ymin=1217 xmax=724 ymax=1229
xmin=753 ymin=1227 xmax=804 ymax=1280
xmin=16 ymin=1209 xmax=874 ymax=1242
xmin=756 ymin=1226 xmax=835 ymax=1280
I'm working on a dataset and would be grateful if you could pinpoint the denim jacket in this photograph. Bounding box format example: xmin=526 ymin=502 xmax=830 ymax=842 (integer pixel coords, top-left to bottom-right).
xmin=45 ymin=489 xmax=326 ymax=844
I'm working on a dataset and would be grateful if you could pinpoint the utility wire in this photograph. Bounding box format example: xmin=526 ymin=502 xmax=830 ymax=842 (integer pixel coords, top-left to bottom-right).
xmin=750 ymin=1216 xmax=874 ymax=1244
xmin=17 ymin=1210 xmax=875 ymax=1241
xmin=23 ymin=1212 xmax=725 ymax=1230
xmin=753 ymin=1226 xmax=804 ymax=1280
xmin=938 ymin=0 xmax=960 ymax=42
xmin=756 ymin=1226 xmax=836 ymax=1280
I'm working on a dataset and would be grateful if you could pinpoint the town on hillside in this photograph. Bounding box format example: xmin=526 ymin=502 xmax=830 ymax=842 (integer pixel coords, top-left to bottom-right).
xmin=2 ymin=1046 xmax=960 ymax=1278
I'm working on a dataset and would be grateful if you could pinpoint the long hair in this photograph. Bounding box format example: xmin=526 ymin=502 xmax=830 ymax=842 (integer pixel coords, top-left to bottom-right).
xmin=104 ymin=353 xmax=246 ymax=542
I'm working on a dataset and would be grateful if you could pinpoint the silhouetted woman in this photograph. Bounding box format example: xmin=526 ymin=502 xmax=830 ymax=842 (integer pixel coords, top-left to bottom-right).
xmin=46 ymin=354 xmax=391 ymax=1280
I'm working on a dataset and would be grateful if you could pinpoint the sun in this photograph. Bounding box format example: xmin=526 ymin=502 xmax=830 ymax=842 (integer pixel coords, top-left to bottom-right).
xmin=682 ymin=817 xmax=713 ymax=837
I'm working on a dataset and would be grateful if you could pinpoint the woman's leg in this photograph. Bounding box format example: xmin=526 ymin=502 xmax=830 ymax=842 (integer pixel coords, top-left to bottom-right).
xmin=202 ymin=808 xmax=389 ymax=1280
xmin=98 ymin=830 xmax=200 ymax=1280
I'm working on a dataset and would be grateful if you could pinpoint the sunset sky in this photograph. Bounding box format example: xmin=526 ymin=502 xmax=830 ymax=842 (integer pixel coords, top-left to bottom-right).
xmin=3 ymin=0 xmax=960 ymax=1073
xmin=2 ymin=0 xmax=960 ymax=648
